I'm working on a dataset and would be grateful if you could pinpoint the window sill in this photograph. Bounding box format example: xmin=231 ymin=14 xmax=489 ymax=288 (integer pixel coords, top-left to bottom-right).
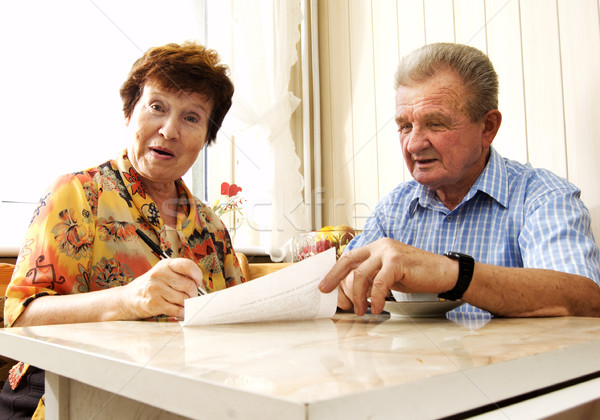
xmin=0 ymin=203 xmax=283 ymax=261
xmin=0 ymin=246 xmax=19 ymax=258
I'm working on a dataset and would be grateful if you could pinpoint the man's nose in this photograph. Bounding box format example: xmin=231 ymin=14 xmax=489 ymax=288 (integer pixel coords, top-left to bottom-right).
xmin=404 ymin=128 xmax=429 ymax=153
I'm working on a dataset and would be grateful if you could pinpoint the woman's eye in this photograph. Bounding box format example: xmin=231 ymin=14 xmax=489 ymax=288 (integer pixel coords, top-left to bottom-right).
xmin=150 ymin=104 xmax=163 ymax=112
xmin=185 ymin=115 xmax=199 ymax=123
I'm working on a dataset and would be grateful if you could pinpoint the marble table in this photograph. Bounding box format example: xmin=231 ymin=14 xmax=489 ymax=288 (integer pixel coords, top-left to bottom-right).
xmin=1 ymin=313 xmax=599 ymax=419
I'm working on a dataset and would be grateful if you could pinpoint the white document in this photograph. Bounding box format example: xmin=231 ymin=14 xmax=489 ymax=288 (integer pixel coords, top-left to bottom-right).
xmin=183 ymin=247 xmax=338 ymax=326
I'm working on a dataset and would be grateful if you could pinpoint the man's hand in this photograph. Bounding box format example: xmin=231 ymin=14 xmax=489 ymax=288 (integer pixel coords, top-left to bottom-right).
xmin=319 ymin=238 xmax=457 ymax=315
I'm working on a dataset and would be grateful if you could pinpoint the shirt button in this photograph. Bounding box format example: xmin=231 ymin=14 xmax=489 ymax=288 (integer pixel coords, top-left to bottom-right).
xmin=447 ymin=216 xmax=454 ymax=221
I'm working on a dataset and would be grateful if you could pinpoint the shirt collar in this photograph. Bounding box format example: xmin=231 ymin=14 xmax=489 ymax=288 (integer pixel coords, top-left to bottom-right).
xmin=471 ymin=146 xmax=509 ymax=208
xmin=115 ymin=149 xmax=196 ymax=232
xmin=409 ymin=146 xmax=509 ymax=213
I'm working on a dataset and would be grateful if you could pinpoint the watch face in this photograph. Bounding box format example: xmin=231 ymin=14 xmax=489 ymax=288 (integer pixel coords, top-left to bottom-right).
xmin=445 ymin=251 xmax=474 ymax=261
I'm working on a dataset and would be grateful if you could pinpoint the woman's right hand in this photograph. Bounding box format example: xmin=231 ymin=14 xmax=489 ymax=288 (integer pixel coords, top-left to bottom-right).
xmin=118 ymin=258 xmax=204 ymax=320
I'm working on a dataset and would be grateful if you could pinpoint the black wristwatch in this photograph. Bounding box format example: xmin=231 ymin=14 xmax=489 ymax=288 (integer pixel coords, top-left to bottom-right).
xmin=438 ymin=252 xmax=475 ymax=301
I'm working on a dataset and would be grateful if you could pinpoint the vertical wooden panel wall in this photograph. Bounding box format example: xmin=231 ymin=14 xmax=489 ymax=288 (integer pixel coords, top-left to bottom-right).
xmin=317 ymin=0 xmax=600 ymax=243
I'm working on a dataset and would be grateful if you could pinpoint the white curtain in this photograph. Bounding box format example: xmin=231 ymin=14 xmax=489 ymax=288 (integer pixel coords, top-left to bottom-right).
xmin=221 ymin=0 xmax=308 ymax=260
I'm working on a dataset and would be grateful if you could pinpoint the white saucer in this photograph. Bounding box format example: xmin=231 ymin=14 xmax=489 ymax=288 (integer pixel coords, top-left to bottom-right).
xmin=384 ymin=300 xmax=464 ymax=318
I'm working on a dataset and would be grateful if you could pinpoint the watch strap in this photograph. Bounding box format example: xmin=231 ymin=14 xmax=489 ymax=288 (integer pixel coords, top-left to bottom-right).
xmin=438 ymin=252 xmax=475 ymax=301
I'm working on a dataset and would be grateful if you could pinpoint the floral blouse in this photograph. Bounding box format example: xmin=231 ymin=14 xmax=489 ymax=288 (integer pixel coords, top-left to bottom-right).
xmin=4 ymin=150 xmax=245 ymax=327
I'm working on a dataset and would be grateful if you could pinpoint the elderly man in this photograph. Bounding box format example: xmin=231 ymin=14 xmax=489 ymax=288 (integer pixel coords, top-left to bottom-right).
xmin=319 ymin=43 xmax=600 ymax=318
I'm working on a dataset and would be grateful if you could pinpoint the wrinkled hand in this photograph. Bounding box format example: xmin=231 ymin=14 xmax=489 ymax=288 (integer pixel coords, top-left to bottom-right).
xmin=319 ymin=238 xmax=455 ymax=315
xmin=119 ymin=258 xmax=204 ymax=320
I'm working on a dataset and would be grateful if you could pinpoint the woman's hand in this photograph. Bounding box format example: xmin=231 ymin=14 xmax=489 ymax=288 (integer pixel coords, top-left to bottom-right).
xmin=118 ymin=258 xmax=204 ymax=320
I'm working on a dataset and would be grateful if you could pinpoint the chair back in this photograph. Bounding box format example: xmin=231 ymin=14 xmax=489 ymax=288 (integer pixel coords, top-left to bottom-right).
xmin=1 ymin=264 xmax=15 ymax=326
xmin=236 ymin=254 xmax=291 ymax=280
xmin=246 ymin=262 xmax=292 ymax=279
xmin=0 ymin=264 xmax=16 ymax=389
xmin=0 ymin=264 xmax=14 ymax=298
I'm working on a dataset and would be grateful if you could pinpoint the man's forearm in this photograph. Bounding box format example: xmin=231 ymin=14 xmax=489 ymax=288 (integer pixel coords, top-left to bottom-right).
xmin=462 ymin=264 xmax=600 ymax=317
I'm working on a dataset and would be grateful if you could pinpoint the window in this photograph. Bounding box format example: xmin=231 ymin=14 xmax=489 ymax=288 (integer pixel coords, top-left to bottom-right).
xmin=0 ymin=0 xmax=207 ymax=252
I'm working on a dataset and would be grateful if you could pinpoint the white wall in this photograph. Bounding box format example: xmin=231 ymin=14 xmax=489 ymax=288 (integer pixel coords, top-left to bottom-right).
xmin=317 ymin=0 xmax=600 ymax=243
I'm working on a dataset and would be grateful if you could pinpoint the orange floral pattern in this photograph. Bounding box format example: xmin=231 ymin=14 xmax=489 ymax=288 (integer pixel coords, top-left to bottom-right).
xmin=5 ymin=150 xmax=246 ymax=327
xmin=122 ymin=166 xmax=147 ymax=199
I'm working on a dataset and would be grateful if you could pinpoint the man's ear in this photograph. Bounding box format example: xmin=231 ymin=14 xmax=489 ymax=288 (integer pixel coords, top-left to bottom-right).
xmin=481 ymin=109 xmax=502 ymax=147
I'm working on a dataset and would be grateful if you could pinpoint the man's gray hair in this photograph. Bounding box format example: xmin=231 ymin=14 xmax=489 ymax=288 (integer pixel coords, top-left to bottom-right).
xmin=394 ymin=43 xmax=499 ymax=122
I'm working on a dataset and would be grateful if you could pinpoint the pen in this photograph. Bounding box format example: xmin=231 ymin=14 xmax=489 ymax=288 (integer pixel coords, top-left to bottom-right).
xmin=136 ymin=228 xmax=169 ymax=259
xmin=136 ymin=228 xmax=205 ymax=296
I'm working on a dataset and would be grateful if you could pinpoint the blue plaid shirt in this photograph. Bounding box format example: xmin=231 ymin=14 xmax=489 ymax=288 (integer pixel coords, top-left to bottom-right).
xmin=347 ymin=147 xmax=600 ymax=315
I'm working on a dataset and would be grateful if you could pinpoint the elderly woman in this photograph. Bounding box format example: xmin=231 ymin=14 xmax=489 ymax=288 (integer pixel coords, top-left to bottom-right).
xmin=1 ymin=41 xmax=245 ymax=417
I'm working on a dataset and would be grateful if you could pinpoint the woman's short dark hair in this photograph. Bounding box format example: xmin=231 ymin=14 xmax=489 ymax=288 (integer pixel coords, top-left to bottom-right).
xmin=120 ymin=41 xmax=234 ymax=145
xmin=394 ymin=43 xmax=499 ymax=122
